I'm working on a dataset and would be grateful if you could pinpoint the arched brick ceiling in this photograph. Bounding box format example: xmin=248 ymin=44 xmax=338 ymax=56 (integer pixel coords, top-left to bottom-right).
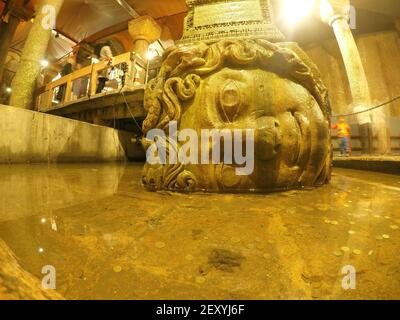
xmin=6 ymin=0 xmax=400 ymax=60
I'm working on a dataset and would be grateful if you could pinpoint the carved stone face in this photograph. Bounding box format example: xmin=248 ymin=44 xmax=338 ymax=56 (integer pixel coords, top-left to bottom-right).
xmin=141 ymin=39 xmax=331 ymax=193
xmin=180 ymin=68 xmax=331 ymax=191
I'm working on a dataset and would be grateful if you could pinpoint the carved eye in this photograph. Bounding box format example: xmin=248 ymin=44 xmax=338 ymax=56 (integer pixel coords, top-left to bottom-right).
xmin=219 ymin=80 xmax=242 ymax=122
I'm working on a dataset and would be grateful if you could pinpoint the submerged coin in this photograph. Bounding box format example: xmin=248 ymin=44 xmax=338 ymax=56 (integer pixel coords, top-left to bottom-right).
xmin=185 ymin=254 xmax=194 ymax=261
xmin=231 ymin=237 xmax=241 ymax=243
xmin=155 ymin=241 xmax=166 ymax=248
xmin=353 ymin=249 xmax=361 ymax=255
xmin=334 ymin=250 xmax=343 ymax=257
xmin=340 ymin=246 xmax=350 ymax=252
xmin=382 ymin=234 xmax=390 ymax=239
xmin=113 ymin=266 xmax=122 ymax=273
xmin=195 ymin=276 xmax=206 ymax=284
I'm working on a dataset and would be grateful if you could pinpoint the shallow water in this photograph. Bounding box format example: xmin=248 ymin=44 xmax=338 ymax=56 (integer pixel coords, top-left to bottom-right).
xmin=0 ymin=163 xmax=399 ymax=299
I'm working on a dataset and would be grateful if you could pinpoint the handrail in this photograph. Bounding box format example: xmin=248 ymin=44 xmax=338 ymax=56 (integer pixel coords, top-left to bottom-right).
xmin=35 ymin=52 xmax=154 ymax=112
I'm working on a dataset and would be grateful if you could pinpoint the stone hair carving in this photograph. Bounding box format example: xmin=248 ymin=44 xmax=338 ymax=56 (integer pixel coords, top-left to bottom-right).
xmin=142 ymin=38 xmax=332 ymax=192
xmin=143 ymin=39 xmax=330 ymax=134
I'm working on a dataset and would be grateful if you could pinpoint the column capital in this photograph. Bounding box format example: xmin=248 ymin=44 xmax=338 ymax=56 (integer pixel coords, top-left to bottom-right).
xmin=320 ymin=0 xmax=351 ymax=26
xmin=128 ymin=15 xmax=162 ymax=44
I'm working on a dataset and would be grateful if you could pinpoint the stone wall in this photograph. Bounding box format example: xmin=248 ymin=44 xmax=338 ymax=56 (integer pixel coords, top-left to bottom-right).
xmin=305 ymin=29 xmax=400 ymax=152
xmin=305 ymin=29 xmax=400 ymax=121
xmin=0 ymin=105 xmax=145 ymax=163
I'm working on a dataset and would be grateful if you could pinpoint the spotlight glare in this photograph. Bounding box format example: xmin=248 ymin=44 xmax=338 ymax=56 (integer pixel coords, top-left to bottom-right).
xmin=6 ymin=87 xmax=12 ymax=93
xmin=320 ymin=0 xmax=335 ymax=24
xmin=283 ymin=0 xmax=316 ymax=26
xmin=40 ymin=59 xmax=49 ymax=68
xmin=146 ymin=50 xmax=157 ymax=61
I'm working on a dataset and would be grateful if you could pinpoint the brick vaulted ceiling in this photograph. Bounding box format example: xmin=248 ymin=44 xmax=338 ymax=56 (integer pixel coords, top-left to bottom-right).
xmin=6 ymin=0 xmax=400 ymax=60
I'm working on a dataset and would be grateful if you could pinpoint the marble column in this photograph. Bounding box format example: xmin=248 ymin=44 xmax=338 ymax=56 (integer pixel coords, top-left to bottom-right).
xmin=320 ymin=0 xmax=390 ymax=154
xmin=128 ymin=15 xmax=161 ymax=62
xmin=10 ymin=0 xmax=64 ymax=109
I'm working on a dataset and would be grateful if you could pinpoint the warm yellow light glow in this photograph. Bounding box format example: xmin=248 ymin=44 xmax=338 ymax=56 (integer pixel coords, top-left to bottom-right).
xmin=6 ymin=87 xmax=12 ymax=93
xmin=40 ymin=59 xmax=49 ymax=68
xmin=320 ymin=0 xmax=334 ymax=24
xmin=283 ymin=0 xmax=316 ymax=25
xmin=146 ymin=50 xmax=157 ymax=61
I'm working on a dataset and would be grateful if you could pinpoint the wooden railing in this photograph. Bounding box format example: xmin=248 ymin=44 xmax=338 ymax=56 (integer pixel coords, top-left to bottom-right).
xmin=35 ymin=52 xmax=158 ymax=112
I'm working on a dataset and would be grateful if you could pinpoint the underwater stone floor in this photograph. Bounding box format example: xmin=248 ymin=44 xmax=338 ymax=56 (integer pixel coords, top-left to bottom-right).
xmin=0 ymin=163 xmax=399 ymax=299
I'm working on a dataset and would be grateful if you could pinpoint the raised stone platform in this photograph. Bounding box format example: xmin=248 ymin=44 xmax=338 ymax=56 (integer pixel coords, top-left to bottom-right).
xmin=333 ymin=155 xmax=400 ymax=174
xmin=0 ymin=105 xmax=144 ymax=163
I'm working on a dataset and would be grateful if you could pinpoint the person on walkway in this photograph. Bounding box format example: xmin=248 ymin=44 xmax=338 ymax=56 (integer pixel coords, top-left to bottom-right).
xmin=56 ymin=54 xmax=75 ymax=102
xmin=95 ymin=41 xmax=113 ymax=94
xmin=332 ymin=117 xmax=351 ymax=157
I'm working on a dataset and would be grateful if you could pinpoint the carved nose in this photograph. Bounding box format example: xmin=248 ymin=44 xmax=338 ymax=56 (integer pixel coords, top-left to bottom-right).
xmin=255 ymin=116 xmax=281 ymax=161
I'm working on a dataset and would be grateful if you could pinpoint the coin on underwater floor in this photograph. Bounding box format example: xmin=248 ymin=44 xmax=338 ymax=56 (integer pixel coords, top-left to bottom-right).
xmin=185 ymin=254 xmax=194 ymax=261
xmin=382 ymin=234 xmax=390 ymax=239
xmin=113 ymin=266 xmax=122 ymax=273
xmin=340 ymin=246 xmax=350 ymax=252
xmin=334 ymin=250 xmax=342 ymax=257
xmin=231 ymin=237 xmax=241 ymax=243
xmin=330 ymin=221 xmax=339 ymax=225
xmin=155 ymin=241 xmax=166 ymax=248
xmin=390 ymin=225 xmax=399 ymax=230
xmin=368 ymin=250 xmax=374 ymax=256
xmin=353 ymin=249 xmax=361 ymax=255
xmin=324 ymin=219 xmax=331 ymax=224
xmin=195 ymin=276 xmax=206 ymax=284
xmin=348 ymin=230 xmax=355 ymax=235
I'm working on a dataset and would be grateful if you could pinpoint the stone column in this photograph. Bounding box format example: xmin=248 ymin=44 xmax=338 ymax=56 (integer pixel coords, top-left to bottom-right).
xmin=10 ymin=0 xmax=64 ymax=109
xmin=128 ymin=16 xmax=161 ymax=61
xmin=320 ymin=0 xmax=390 ymax=154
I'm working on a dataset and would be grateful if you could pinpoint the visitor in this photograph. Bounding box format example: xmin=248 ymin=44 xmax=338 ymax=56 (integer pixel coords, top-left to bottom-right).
xmin=95 ymin=41 xmax=114 ymax=94
xmin=56 ymin=54 xmax=75 ymax=102
xmin=332 ymin=117 xmax=351 ymax=157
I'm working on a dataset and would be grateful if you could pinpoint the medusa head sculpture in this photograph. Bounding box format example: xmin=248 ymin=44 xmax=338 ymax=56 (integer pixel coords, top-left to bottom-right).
xmin=141 ymin=38 xmax=332 ymax=193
